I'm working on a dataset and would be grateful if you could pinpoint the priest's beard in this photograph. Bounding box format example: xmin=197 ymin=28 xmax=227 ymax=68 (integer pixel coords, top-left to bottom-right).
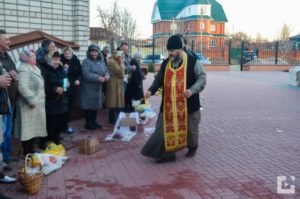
xmin=169 ymin=52 xmax=180 ymax=62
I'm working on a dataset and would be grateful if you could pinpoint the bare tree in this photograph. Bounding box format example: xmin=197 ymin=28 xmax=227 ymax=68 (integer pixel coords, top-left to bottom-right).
xmin=277 ymin=23 xmax=293 ymax=62
xmin=255 ymin=32 xmax=263 ymax=43
xmin=97 ymin=1 xmax=138 ymax=50
xmin=230 ymin=32 xmax=251 ymax=42
xmin=116 ymin=7 xmax=138 ymax=41
xmin=277 ymin=23 xmax=292 ymax=41
xmin=254 ymin=32 xmax=269 ymax=43
xmin=97 ymin=1 xmax=119 ymax=50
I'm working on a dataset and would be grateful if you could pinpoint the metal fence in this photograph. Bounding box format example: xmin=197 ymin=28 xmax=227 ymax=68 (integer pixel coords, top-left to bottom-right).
xmin=108 ymin=39 xmax=300 ymax=68
xmin=235 ymin=41 xmax=300 ymax=67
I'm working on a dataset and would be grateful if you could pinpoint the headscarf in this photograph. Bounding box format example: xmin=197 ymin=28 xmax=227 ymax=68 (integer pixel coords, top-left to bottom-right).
xmin=114 ymin=51 xmax=124 ymax=65
xmin=115 ymin=51 xmax=124 ymax=58
xmin=133 ymin=52 xmax=142 ymax=59
xmin=87 ymin=44 xmax=102 ymax=60
xmin=19 ymin=49 xmax=36 ymax=66
xmin=102 ymin=46 xmax=111 ymax=54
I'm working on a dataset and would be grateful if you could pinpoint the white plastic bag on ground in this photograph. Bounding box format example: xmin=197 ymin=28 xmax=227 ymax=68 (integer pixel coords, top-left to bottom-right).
xmin=35 ymin=153 xmax=69 ymax=175
xmin=143 ymin=110 xmax=156 ymax=119
xmin=105 ymin=112 xmax=138 ymax=142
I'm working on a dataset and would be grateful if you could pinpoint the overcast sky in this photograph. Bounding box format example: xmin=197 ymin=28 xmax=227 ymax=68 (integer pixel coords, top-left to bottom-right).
xmin=90 ymin=0 xmax=300 ymax=40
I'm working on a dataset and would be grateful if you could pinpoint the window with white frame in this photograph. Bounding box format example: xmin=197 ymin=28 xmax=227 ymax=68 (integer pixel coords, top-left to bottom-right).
xmin=210 ymin=40 xmax=216 ymax=47
xmin=210 ymin=24 xmax=216 ymax=32
xmin=200 ymin=22 xmax=205 ymax=30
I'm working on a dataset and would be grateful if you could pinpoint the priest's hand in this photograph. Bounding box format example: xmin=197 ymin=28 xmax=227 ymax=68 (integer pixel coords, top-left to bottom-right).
xmin=184 ymin=89 xmax=192 ymax=98
xmin=144 ymin=91 xmax=152 ymax=98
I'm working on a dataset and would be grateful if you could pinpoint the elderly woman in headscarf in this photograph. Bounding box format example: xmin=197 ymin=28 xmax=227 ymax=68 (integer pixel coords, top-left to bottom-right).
xmin=14 ymin=49 xmax=47 ymax=156
xmin=124 ymin=52 xmax=145 ymax=112
xmin=39 ymin=51 xmax=69 ymax=148
xmin=106 ymin=51 xmax=125 ymax=124
xmin=79 ymin=44 xmax=109 ymax=130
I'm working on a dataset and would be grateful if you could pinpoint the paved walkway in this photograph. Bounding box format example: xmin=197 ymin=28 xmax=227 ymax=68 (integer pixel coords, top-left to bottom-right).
xmin=1 ymin=72 xmax=300 ymax=199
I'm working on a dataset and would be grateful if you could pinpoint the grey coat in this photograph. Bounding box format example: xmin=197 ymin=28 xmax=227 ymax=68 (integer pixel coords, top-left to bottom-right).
xmin=79 ymin=57 xmax=109 ymax=110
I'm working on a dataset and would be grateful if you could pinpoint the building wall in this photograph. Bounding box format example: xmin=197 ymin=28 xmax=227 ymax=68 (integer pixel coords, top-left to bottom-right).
xmin=153 ymin=19 xmax=226 ymax=49
xmin=154 ymin=19 xmax=225 ymax=35
xmin=0 ymin=0 xmax=89 ymax=60
xmin=73 ymin=0 xmax=90 ymax=59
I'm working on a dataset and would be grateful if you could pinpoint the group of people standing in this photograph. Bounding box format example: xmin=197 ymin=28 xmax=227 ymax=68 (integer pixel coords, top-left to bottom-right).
xmin=0 ymin=31 xmax=81 ymax=183
xmin=0 ymin=29 xmax=145 ymax=183
xmin=79 ymin=42 xmax=144 ymax=129
xmin=0 ymin=29 xmax=206 ymax=188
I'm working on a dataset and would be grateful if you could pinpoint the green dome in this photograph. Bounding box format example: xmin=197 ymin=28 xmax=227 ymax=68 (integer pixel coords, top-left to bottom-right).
xmin=156 ymin=0 xmax=186 ymax=20
xmin=153 ymin=0 xmax=227 ymax=22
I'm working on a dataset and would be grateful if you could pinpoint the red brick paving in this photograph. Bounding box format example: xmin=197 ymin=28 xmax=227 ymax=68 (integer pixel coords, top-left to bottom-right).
xmin=1 ymin=72 xmax=300 ymax=199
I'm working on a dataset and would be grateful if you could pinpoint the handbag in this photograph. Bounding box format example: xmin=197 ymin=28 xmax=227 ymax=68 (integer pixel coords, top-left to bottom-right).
xmin=0 ymin=87 xmax=11 ymax=115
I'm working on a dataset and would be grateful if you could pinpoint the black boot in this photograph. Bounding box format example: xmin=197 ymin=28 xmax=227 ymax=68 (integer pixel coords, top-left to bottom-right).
xmin=109 ymin=108 xmax=116 ymax=124
xmin=54 ymin=132 xmax=62 ymax=145
xmin=156 ymin=155 xmax=176 ymax=164
xmin=39 ymin=137 xmax=48 ymax=150
xmin=91 ymin=110 xmax=102 ymax=129
xmin=85 ymin=110 xmax=96 ymax=130
xmin=185 ymin=146 xmax=198 ymax=158
xmin=22 ymin=140 xmax=30 ymax=156
xmin=28 ymin=138 xmax=36 ymax=154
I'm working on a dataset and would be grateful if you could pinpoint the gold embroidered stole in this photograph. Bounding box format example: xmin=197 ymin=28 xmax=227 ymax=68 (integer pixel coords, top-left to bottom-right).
xmin=163 ymin=52 xmax=188 ymax=152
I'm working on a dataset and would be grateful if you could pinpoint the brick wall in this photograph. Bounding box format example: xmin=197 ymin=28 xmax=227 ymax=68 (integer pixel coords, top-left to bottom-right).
xmin=0 ymin=0 xmax=90 ymax=60
xmin=204 ymin=65 xmax=230 ymax=71
xmin=153 ymin=19 xmax=226 ymax=50
xmin=243 ymin=65 xmax=293 ymax=71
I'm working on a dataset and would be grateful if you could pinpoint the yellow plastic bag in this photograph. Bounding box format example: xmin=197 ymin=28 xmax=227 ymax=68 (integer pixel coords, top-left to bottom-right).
xmin=44 ymin=143 xmax=65 ymax=156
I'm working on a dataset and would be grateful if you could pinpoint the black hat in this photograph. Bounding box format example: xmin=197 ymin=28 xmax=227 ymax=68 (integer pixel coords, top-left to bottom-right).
xmin=167 ymin=35 xmax=183 ymax=50
xmin=88 ymin=44 xmax=100 ymax=52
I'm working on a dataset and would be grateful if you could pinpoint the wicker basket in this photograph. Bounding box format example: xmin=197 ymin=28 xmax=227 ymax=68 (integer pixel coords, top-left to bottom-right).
xmin=18 ymin=154 xmax=44 ymax=194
